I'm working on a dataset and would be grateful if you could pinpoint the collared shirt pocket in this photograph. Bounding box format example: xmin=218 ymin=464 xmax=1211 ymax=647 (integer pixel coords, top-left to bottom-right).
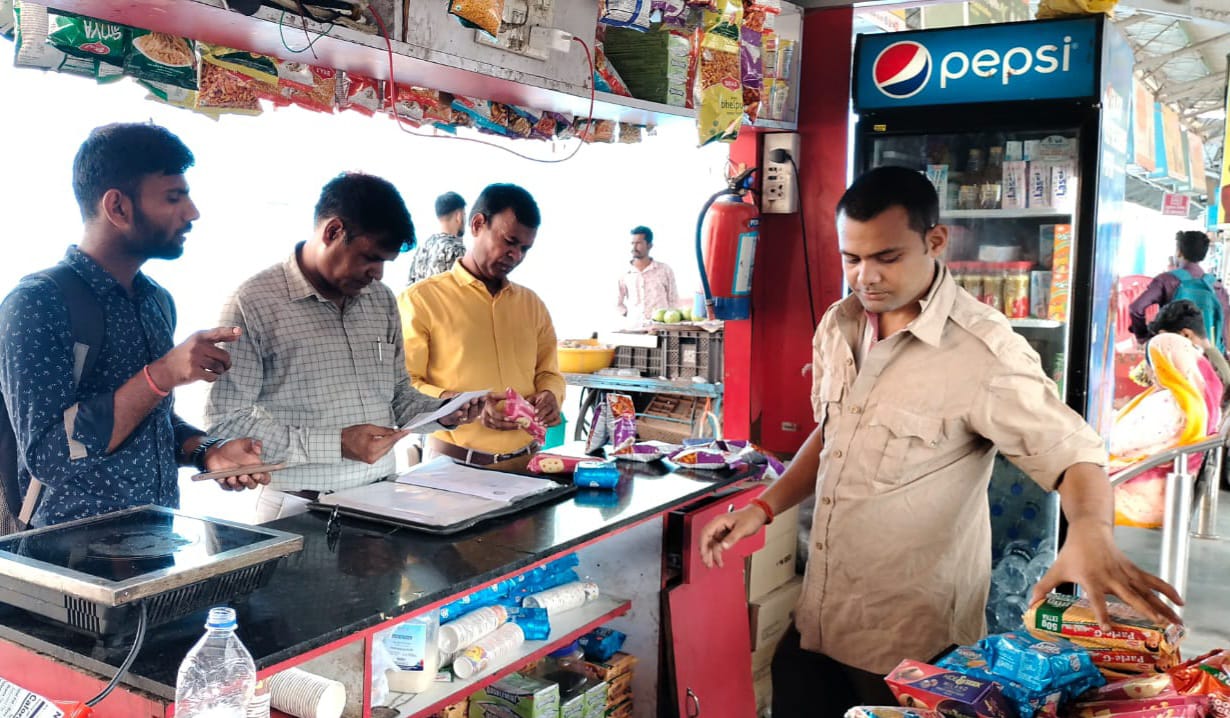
xmin=865 ymin=405 xmax=945 ymax=486
xmin=370 ymin=339 xmax=396 ymax=401
xmin=814 ymin=371 xmax=844 ymax=444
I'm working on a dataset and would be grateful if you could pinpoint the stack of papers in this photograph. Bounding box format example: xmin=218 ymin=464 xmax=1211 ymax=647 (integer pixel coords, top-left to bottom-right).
xmin=318 ymin=457 xmax=559 ymax=528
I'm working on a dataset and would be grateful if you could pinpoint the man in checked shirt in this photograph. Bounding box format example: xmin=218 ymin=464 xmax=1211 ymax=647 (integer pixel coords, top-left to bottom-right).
xmin=206 ymin=173 xmax=482 ymax=523
xmin=700 ymin=167 xmax=1182 ymax=718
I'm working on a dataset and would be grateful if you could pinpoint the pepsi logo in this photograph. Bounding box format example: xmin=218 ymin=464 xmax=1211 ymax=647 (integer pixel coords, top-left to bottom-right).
xmin=873 ymin=41 xmax=932 ymax=99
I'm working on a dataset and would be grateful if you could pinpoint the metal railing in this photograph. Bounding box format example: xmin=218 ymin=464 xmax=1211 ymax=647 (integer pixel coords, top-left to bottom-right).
xmin=1107 ymin=421 xmax=1228 ymax=615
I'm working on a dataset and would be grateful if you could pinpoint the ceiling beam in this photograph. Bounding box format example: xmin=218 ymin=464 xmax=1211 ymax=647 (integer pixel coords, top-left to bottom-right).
xmin=1117 ymin=0 xmax=1230 ymax=28
xmin=1156 ymin=74 xmax=1226 ymax=102
xmin=1137 ymin=32 xmax=1230 ymax=74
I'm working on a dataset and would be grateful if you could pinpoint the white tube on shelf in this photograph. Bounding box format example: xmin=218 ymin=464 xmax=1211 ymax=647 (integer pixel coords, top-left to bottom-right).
xmin=438 ymin=605 xmax=508 ymax=655
xmin=452 ymin=623 xmax=526 ymax=680
xmin=522 ymin=581 xmax=600 ymax=616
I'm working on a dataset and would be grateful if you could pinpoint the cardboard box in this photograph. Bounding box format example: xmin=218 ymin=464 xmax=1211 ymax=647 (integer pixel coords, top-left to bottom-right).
xmin=584 ymin=681 xmax=608 ymax=718
xmin=885 ymin=660 xmax=1015 ymax=718
xmin=578 ymin=652 xmax=637 ymax=682
xmin=469 ymin=673 xmax=559 ymax=718
xmin=746 ymin=531 xmax=798 ymax=601
xmin=761 ymin=502 xmax=800 ymax=545
xmin=749 ymin=576 xmax=803 ymax=651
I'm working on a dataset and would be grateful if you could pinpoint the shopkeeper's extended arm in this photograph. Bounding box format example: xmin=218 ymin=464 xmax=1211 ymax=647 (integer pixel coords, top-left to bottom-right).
xmin=699 ymin=421 xmax=822 ymax=569
xmin=1031 ymin=462 xmax=1184 ymax=627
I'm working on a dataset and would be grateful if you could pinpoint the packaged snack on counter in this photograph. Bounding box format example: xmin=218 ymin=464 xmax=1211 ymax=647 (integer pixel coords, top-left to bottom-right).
xmin=607 ymin=394 xmax=637 ymax=454
xmin=610 ymin=441 xmax=673 ymax=462
xmin=885 ymin=659 xmax=1017 ymax=718
xmin=845 ymin=709 xmax=944 ymax=718
xmin=504 ymin=388 xmax=547 ymax=445
xmin=980 ymin=632 xmax=1103 ymax=695
xmin=1085 ymin=650 xmax=1230 ymax=718
xmin=1087 ymin=648 xmax=1177 ymax=676
xmin=1072 ymin=695 xmax=1209 ymax=718
xmin=125 ymin=29 xmax=196 ymax=90
xmin=448 ymin=0 xmax=504 ymax=38
xmin=584 ymin=398 xmax=611 ymax=454
xmin=528 ymin=453 xmax=588 ymax=475
xmin=668 ymin=446 xmax=729 ymax=469
xmin=1023 ymin=594 xmax=1184 ymax=656
xmin=936 ymin=645 xmax=1064 ymax=718
xmin=578 ymin=627 xmax=627 ymax=662
xmin=574 ymin=461 xmax=620 ymax=489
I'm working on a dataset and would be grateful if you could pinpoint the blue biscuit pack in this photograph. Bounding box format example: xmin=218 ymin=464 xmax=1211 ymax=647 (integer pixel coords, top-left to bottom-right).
xmin=980 ymin=633 xmax=1103 ymax=697
xmin=937 ymin=648 xmax=1060 ymax=718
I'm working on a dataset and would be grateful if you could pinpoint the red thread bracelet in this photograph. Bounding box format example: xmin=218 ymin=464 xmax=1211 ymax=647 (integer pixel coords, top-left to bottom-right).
xmin=143 ymin=365 xmax=170 ymax=398
xmin=751 ymin=498 xmax=775 ymax=525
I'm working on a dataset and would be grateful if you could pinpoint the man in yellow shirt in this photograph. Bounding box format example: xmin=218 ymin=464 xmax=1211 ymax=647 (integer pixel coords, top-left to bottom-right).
xmin=398 ymin=184 xmax=565 ymax=465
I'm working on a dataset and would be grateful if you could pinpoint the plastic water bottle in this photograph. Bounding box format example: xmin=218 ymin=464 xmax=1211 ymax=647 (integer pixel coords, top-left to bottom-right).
xmin=175 ymin=607 xmax=256 ymax=718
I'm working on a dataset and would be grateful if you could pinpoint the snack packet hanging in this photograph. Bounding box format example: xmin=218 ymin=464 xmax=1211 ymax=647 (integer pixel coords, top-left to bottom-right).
xmin=740 ymin=25 xmax=763 ymax=122
xmin=695 ymin=0 xmax=743 ymax=145
xmin=593 ymin=42 xmax=633 ymax=96
xmin=285 ymin=65 xmax=338 ymax=113
xmin=125 ymin=29 xmax=196 ymax=90
xmin=448 ymin=0 xmax=505 ymax=38
xmin=14 ymin=2 xmax=97 ymax=78
xmin=196 ymin=50 xmax=262 ymax=115
xmin=46 ymin=9 xmax=125 ymax=67
xmin=606 ymin=394 xmax=637 ymax=454
xmin=340 ymin=71 xmax=382 ymax=115
xmin=599 ymin=0 xmax=653 ymax=31
xmin=528 ymin=453 xmax=588 ymax=475
xmin=845 ymin=710 xmax=943 ymax=718
xmin=504 ymin=388 xmax=547 ymax=445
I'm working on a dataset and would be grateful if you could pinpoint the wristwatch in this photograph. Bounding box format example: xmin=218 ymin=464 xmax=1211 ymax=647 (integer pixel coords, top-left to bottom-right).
xmin=191 ymin=437 xmax=226 ymax=472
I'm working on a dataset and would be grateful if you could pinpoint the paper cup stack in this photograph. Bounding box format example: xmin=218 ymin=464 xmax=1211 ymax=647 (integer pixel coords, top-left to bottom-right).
xmin=267 ymin=668 xmax=346 ymax=718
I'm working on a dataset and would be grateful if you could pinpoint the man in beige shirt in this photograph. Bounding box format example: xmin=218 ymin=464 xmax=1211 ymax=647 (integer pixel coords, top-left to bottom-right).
xmin=700 ymin=166 xmax=1182 ymax=717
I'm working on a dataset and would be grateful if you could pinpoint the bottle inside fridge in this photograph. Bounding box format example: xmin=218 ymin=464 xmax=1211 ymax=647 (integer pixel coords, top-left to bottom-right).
xmin=869 ymin=127 xmax=1083 ymax=630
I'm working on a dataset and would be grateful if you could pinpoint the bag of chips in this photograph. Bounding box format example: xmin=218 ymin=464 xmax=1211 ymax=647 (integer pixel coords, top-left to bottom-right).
xmin=14 ymin=2 xmax=96 ymax=78
xmin=448 ymin=0 xmax=504 ymax=38
xmin=285 ymin=65 xmax=337 ymax=113
xmin=695 ymin=0 xmax=743 ymax=145
xmin=125 ymin=29 xmax=196 ymax=90
xmin=607 ymin=394 xmax=638 ymax=454
xmin=740 ymin=25 xmax=762 ymax=122
xmin=599 ymin=0 xmax=652 ymax=31
xmin=46 ymin=9 xmax=125 ymax=67
xmin=196 ymin=51 xmax=262 ymax=115
xmin=340 ymin=71 xmax=382 ymax=115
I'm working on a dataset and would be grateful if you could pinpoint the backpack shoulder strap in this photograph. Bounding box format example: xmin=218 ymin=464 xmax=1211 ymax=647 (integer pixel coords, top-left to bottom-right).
xmin=1171 ymin=268 xmax=1194 ymax=283
xmin=42 ymin=264 xmax=104 ymax=384
xmin=1201 ymin=273 xmax=1219 ymax=290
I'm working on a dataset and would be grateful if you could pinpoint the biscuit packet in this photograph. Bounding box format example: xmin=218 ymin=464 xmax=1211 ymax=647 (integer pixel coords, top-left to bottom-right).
xmin=527 ymin=453 xmax=587 ymax=475
xmin=1024 ymin=594 xmax=1184 ymax=657
xmin=504 ymin=388 xmax=547 ymax=445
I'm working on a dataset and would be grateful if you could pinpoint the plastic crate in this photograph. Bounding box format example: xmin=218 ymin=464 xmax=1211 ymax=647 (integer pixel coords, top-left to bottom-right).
xmin=612 ymin=327 xmax=723 ymax=382
xmin=637 ymin=394 xmax=703 ymax=443
xmin=661 ymin=327 xmax=723 ymax=382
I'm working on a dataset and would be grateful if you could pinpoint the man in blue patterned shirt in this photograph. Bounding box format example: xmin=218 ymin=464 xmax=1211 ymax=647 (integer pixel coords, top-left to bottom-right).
xmin=0 ymin=123 xmax=269 ymax=528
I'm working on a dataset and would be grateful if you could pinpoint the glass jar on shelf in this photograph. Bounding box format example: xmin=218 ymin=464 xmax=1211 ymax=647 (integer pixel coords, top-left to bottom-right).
xmin=1004 ymin=262 xmax=1031 ymax=319
xmin=982 ymin=262 xmax=1005 ymax=313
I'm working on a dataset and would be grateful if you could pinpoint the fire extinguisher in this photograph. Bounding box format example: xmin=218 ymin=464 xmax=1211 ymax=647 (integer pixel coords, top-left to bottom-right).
xmin=696 ymin=167 xmax=759 ymax=320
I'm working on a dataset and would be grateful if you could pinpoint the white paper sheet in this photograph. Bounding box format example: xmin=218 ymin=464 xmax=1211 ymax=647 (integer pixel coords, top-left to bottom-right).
xmin=318 ymin=481 xmax=508 ymax=527
xmin=396 ymin=457 xmax=557 ymax=503
xmin=400 ymin=390 xmax=489 ymax=432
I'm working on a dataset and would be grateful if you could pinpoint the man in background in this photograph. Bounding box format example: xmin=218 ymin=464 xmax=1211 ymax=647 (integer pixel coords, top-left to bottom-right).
xmin=408 ymin=191 xmax=466 ymax=285
xmin=616 ymin=225 xmax=681 ymax=321
xmin=1130 ymin=230 xmax=1229 ymax=352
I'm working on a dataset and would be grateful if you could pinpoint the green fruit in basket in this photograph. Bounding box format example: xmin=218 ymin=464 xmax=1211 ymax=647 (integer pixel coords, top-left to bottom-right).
xmin=682 ymin=308 xmax=694 ymax=321
xmin=664 ymin=310 xmax=683 ymax=324
xmin=652 ymin=309 xmax=668 ymax=322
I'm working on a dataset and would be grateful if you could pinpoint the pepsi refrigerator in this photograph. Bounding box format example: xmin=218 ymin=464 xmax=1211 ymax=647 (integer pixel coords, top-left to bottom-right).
xmin=852 ymin=16 xmax=1132 ymax=633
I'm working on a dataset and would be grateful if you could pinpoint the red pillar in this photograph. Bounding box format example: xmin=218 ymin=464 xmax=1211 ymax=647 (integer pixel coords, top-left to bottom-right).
xmin=723 ymin=7 xmax=853 ymax=453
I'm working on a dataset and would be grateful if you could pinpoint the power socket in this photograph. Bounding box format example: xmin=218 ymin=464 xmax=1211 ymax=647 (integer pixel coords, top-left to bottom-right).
xmin=761 ymin=132 xmax=800 ymax=214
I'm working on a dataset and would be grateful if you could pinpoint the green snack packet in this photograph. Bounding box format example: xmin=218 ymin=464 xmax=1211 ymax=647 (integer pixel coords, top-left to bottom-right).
xmin=46 ymin=9 xmax=126 ymax=66
xmin=125 ymin=29 xmax=197 ymax=90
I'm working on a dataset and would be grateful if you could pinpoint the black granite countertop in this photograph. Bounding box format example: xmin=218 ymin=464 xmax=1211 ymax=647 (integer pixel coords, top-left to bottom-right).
xmin=0 ymin=459 xmax=754 ymax=699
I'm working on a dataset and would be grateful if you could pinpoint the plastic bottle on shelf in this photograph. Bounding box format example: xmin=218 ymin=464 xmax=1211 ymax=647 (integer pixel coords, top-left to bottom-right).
xmin=384 ymin=609 xmax=441 ymax=694
xmin=175 ymin=607 xmax=256 ymax=718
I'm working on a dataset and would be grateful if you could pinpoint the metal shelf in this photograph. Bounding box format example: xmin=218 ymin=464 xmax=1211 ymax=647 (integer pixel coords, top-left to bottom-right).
xmin=387 ymin=596 xmax=631 ymax=717
xmin=1009 ymin=318 xmax=1064 ymax=329
xmin=564 ymin=373 xmax=723 ymax=399
xmin=942 ymin=208 xmax=1074 ymax=220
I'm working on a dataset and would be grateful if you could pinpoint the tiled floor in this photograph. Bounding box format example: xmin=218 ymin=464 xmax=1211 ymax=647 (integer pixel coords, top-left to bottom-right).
xmin=1114 ymin=489 xmax=1230 ymax=657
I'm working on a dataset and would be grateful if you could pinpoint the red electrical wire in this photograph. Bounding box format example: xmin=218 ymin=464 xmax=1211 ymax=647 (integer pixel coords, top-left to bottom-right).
xmin=366 ymin=9 xmax=597 ymax=164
